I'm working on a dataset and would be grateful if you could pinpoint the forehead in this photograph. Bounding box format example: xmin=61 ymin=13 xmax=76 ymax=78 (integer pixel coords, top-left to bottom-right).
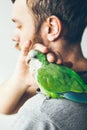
xmin=12 ymin=0 xmax=30 ymax=22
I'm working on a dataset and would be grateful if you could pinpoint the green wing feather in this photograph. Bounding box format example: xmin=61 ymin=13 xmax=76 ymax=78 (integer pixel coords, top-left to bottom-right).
xmin=37 ymin=63 xmax=87 ymax=98
xmin=28 ymin=50 xmax=87 ymax=99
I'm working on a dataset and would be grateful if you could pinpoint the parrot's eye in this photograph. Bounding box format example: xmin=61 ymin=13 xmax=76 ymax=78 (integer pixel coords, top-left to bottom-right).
xmin=28 ymin=50 xmax=38 ymax=59
xmin=33 ymin=55 xmax=37 ymax=58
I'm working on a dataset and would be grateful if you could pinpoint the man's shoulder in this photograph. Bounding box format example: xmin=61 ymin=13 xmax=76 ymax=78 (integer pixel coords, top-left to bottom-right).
xmin=11 ymin=94 xmax=60 ymax=130
xmin=11 ymin=94 xmax=87 ymax=130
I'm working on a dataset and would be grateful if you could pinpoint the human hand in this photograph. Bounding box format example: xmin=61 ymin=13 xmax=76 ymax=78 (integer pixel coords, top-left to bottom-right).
xmin=33 ymin=43 xmax=63 ymax=65
xmin=13 ymin=41 xmax=63 ymax=91
xmin=12 ymin=40 xmax=36 ymax=90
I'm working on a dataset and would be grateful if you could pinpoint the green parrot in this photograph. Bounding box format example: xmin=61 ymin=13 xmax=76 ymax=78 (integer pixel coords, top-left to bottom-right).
xmin=28 ymin=49 xmax=87 ymax=103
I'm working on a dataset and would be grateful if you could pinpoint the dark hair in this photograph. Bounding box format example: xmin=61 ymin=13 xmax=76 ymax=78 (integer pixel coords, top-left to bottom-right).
xmin=26 ymin=0 xmax=87 ymax=43
xmin=11 ymin=0 xmax=15 ymax=3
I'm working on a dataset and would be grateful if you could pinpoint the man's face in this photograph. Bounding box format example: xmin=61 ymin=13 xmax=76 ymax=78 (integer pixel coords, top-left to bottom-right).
xmin=12 ymin=0 xmax=43 ymax=50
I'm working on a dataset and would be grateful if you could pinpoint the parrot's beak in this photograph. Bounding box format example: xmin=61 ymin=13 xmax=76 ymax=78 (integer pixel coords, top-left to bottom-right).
xmin=27 ymin=50 xmax=33 ymax=64
xmin=26 ymin=52 xmax=31 ymax=65
xmin=27 ymin=59 xmax=31 ymax=64
xmin=27 ymin=49 xmax=37 ymax=64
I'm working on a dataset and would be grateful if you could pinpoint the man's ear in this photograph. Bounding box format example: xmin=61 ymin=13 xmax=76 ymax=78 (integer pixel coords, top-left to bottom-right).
xmin=46 ymin=16 xmax=62 ymax=41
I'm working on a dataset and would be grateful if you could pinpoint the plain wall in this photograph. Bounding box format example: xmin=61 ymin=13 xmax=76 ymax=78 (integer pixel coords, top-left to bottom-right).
xmin=0 ymin=1 xmax=18 ymax=129
xmin=0 ymin=1 xmax=19 ymax=84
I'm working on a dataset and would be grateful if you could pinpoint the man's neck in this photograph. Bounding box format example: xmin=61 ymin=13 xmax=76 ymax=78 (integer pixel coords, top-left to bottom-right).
xmin=50 ymin=40 xmax=87 ymax=72
xmin=62 ymin=43 xmax=87 ymax=71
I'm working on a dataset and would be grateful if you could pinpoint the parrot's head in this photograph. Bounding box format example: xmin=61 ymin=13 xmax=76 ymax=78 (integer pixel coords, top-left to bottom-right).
xmin=27 ymin=49 xmax=49 ymax=76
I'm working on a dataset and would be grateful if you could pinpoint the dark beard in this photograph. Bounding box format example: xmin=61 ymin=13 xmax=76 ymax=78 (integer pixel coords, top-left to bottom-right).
xmin=31 ymin=26 xmax=44 ymax=48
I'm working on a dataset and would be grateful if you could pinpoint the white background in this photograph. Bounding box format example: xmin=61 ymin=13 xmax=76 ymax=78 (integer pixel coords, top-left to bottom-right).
xmin=0 ymin=1 xmax=19 ymax=84
xmin=0 ymin=2 xmax=19 ymax=129
xmin=0 ymin=1 xmax=87 ymax=130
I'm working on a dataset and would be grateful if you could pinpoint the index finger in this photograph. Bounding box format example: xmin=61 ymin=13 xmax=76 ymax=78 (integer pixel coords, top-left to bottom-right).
xmin=33 ymin=43 xmax=48 ymax=53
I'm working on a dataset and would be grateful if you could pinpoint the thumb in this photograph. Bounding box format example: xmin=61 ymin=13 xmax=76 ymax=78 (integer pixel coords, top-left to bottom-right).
xmin=46 ymin=51 xmax=63 ymax=64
